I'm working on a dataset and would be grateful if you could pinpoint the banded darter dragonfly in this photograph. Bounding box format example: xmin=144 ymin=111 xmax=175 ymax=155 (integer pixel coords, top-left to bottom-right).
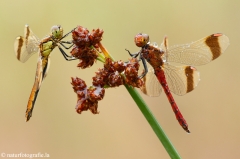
xmin=14 ymin=25 xmax=76 ymax=121
xmin=126 ymin=33 xmax=229 ymax=132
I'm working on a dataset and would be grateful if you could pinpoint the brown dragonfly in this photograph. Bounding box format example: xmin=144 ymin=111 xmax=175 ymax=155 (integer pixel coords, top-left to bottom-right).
xmin=14 ymin=25 xmax=76 ymax=121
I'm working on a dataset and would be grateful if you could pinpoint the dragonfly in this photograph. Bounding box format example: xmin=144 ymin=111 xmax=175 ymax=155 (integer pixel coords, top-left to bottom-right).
xmin=126 ymin=33 xmax=229 ymax=133
xmin=14 ymin=25 xmax=76 ymax=122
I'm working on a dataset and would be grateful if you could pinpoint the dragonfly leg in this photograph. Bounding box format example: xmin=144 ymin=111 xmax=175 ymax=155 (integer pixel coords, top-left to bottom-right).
xmin=125 ymin=49 xmax=148 ymax=78
xmin=124 ymin=49 xmax=140 ymax=64
xmin=59 ymin=41 xmax=74 ymax=49
xmin=61 ymin=41 xmax=72 ymax=44
xmin=138 ymin=56 xmax=148 ymax=79
xmin=125 ymin=49 xmax=139 ymax=58
xmin=60 ymin=27 xmax=77 ymax=40
xmin=57 ymin=45 xmax=77 ymax=61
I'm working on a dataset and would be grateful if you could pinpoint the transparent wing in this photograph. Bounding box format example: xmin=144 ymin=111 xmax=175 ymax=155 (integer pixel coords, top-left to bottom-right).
xmin=163 ymin=64 xmax=200 ymax=96
xmin=140 ymin=64 xmax=162 ymax=97
xmin=14 ymin=25 xmax=40 ymax=63
xmin=167 ymin=33 xmax=230 ymax=65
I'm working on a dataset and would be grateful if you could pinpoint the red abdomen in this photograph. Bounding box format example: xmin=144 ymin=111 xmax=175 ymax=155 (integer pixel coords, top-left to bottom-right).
xmin=154 ymin=67 xmax=190 ymax=133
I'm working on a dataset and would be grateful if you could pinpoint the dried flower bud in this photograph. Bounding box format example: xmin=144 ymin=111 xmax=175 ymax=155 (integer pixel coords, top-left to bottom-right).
xmin=113 ymin=60 xmax=125 ymax=73
xmin=104 ymin=58 xmax=115 ymax=72
xmin=92 ymin=68 xmax=109 ymax=87
xmin=89 ymin=28 xmax=104 ymax=46
xmin=76 ymin=99 xmax=89 ymax=114
xmin=71 ymin=26 xmax=104 ymax=69
xmin=76 ymin=99 xmax=99 ymax=114
xmin=124 ymin=58 xmax=144 ymax=88
xmin=92 ymin=58 xmax=128 ymax=88
xmin=108 ymin=72 xmax=123 ymax=87
xmin=71 ymin=77 xmax=87 ymax=92
xmin=88 ymin=101 xmax=99 ymax=114
xmin=125 ymin=66 xmax=138 ymax=77
xmin=88 ymin=87 xmax=105 ymax=101
xmin=71 ymin=46 xmax=98 ymax=69
xmin=72 ymin=26 xmax=91 ymax=47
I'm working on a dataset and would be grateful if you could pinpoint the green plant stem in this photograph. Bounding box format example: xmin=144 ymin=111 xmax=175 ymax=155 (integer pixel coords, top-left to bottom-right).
xmin=96 ymin=55 xmax=105 ymax=63
xmin=124 ymin=84 xmax=181 ymax=159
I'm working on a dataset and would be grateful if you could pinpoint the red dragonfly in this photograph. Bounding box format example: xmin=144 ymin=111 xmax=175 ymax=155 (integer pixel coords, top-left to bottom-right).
xmin=126 ymin=33 xmax=229 ymax=133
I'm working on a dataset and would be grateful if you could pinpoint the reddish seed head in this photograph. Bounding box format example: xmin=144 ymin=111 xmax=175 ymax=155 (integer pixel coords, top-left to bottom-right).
xmin=76 ymin=99 xmax=89 ymax=114
xmin=71 ymin=46 xmax=98 ymax=69
xmin=89 ymin=28 xmax=104 ymax=46
xmin=76 ymin=99 xmax=99 ymax=114
xmin=104 ymin=58 xmax=115 ymax=72
xmin=71 ymin=77 xmax=87 ymax=92
xmin=72 ymin=26 xmax=91 ymax=47
xmin=72 ymin=57 xmax=145 ymax=115
xmin=72 ymin=26 xmax=104 ymax=48
xmin=88 ymin=102 xmax=99 ymax=114
xmin=92 ymin=58 xmax=127 ymax=88
xmin=113 ymin=61 xmax=125 ymax=73
xmin=77 ymin=90 xmax=86 ymax=99
xmin=108 ymin=72 xmax=123 ymax=87
xmin=71 ymin=26 xmax=104 ymax=69
xmin=88 ymin=87 xmax=105 ymax=101
xmin=134 ymin=33 xmax=149 ymax=47
xmin=124 ymin=58 xmax=144 ymax=88
xmin=71 ymin=77 xmax=101 ymax=114
xmin=92 ymin=68 xmax=109 ymax=87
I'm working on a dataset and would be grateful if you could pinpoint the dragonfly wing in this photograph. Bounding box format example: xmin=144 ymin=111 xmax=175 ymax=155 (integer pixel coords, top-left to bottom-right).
xmin=26 ymin=55 xmax=43 ymax=121
xmin=167 ymin=33 xmax=230 ymax=65
xmin=140 ymin=66 xmax=162 ymax=97
xmin=163 ymin=64 xmax=200 ymax=96
xmin=14 ymin=25 xmax=40 ymax=63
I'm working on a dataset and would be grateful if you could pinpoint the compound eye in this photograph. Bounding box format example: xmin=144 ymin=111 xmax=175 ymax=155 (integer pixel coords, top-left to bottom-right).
xmin=134 ymin=33 xmax=149 ymax=47
xmin=51 ymin=25 xmax=59 ymax=33
xmin=142 ymin=34 xmax=149 ymax=43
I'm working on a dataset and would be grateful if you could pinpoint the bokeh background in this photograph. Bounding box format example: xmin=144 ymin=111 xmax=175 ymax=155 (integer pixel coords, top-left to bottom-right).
xmin=1 ymin=0 xmax=240 ymax=158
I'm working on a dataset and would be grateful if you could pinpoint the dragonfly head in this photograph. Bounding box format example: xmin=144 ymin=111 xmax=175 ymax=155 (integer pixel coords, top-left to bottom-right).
xmin=134 ymin=33 xmax=149 ymax=47
xmin=51 ymin=25 xmax=63 ymax=39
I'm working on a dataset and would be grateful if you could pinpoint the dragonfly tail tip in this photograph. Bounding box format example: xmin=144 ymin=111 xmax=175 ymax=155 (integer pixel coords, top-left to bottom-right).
xmin=25 ymin=116 xmax=31 ymax=122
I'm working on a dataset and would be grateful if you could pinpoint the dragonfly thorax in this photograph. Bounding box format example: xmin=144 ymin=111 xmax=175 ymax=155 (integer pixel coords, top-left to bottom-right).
xmin=141 ymin=44 xmax=165 ymax=68
xmin=41 ymin=39 xmax=54 ymax=57
xmin=51 ymin=25 xmax=63 ymax=40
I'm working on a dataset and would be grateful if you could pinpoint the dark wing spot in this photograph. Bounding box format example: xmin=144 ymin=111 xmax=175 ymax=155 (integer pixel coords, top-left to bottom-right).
xmin=185 ymin=66 xmax=194 ymax=93
xmin=205 ymin=34 xmax=221 ymax=60
xmin=17 ymin=37 xmax=24 ymax=60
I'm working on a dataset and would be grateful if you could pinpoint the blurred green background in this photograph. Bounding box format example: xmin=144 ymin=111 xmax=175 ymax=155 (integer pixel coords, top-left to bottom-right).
xmin=1 ymin=0 xmax=240 ymax=158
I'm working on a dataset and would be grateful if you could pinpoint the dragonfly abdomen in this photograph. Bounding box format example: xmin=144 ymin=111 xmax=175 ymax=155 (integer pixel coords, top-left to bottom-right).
xmin=154 ymin=67 xmax=190 ymax=133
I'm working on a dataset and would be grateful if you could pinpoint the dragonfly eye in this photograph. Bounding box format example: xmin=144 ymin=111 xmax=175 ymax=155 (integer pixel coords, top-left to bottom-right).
xmin=51 ymin=25 xmax=63 ymax=39
xmin=134 ymin=33 xmax=149 ymax=47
